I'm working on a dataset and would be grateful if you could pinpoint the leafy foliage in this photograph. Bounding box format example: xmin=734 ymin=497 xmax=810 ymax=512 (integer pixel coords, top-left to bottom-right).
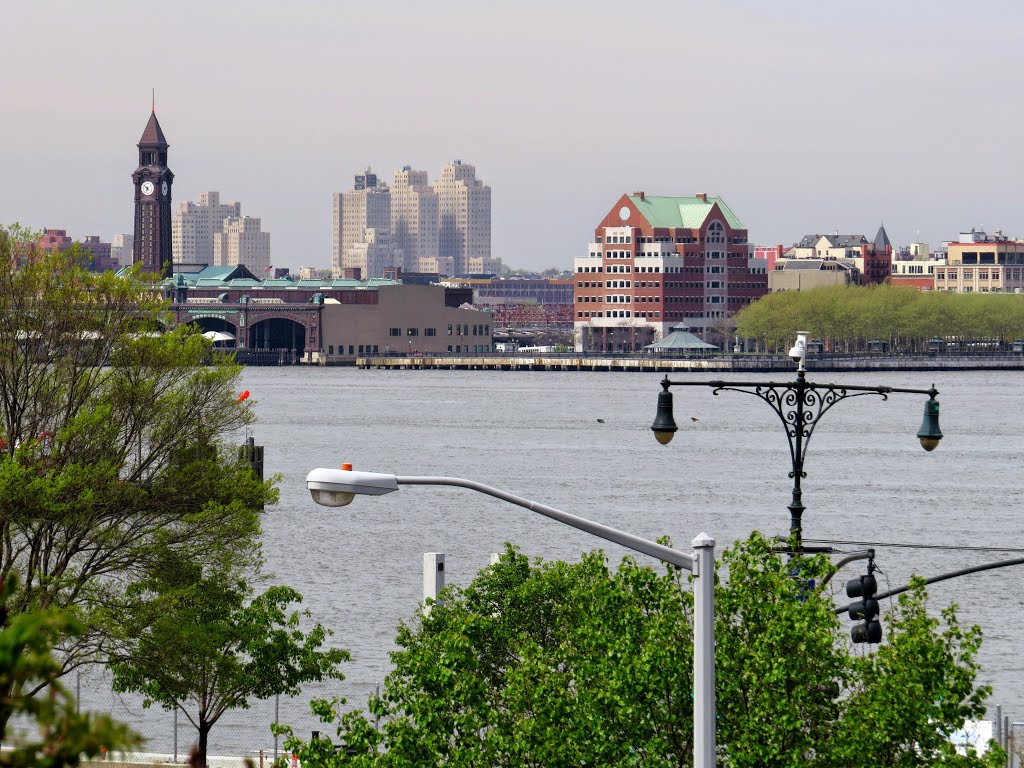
xmin=0 ymin=574 xmax=138 ymax=766
xmin=281 ymin=535 xmax=1002 ymax=768
xmin=0 ymin=225 xmax=275 ymax=731
xmin=734 ymin=284 xmax=1024 ymax=353
xmin=108 ymin=557 xmax=349 ymax=764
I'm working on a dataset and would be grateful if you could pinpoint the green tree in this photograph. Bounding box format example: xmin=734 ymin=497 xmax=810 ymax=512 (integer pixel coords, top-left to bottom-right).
xmin=0 ymin=226 xmax=274 ymax=729
xmin=0 ymin=575 xmax=139 ymax=766
xmin=280 ymin=535 xmax=1002 ymax=768
xmin=108 ymin=557 xmax=349 ymax=764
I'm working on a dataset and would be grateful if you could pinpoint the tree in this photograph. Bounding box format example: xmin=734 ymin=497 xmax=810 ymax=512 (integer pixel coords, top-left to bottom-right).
xmin=108 ymin=556 xmax=349 ymax=764
xmin=0 ymin=226 xmax=274 ymax=729
xmin=280 ymin=535 xmax=1003 ymax=767
xmin=0 ymin=575 xmax=139 ymax=766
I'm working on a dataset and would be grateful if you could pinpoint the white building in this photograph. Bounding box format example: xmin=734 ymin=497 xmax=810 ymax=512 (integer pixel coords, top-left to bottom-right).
xmin=391 ymin=166 xmax=439 ymax=273
xmin=172 ymin=191 xmax=242 ymax=265
xmin=332 ymin=168 xmax=402 ymax=279
xmin=110 ymin=233 xmax=133 ymax=268
xmin=213 ymin=216 xmax=271 ymax=274
xmin=432 ymin=160 xmax=493 ymax=276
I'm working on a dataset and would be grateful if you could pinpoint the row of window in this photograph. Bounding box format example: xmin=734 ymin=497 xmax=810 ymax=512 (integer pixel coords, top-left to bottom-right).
xmin=387 ymin=324 xmax=491 ymax=337
xmin=935 ymin=269 xmax=1024 ymax=280
xmin=578 ymin=295 xmax=663 ymax=304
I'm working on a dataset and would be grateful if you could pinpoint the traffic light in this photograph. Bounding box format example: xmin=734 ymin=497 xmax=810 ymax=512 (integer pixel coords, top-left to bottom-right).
xmin=846 ymin=567 xmax=881 ymax=644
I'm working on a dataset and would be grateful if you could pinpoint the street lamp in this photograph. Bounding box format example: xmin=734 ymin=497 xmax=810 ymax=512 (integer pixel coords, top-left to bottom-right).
xmin=305 ymin=465 xmax=717 ymax=768
xmin=651 ymin=331 xmax=944 ymax=548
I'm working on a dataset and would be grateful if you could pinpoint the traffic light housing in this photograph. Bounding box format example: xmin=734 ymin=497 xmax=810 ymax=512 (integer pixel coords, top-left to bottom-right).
xmin=846 ymin=570 xmax=881 ymax=643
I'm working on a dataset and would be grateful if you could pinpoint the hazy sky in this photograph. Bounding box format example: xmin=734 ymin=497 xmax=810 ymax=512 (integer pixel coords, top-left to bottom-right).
xmin=4 ymin=1 xmax=1021 ymax=272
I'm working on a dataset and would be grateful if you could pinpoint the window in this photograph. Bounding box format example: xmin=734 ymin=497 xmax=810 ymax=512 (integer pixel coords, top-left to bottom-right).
xmin=389 ymin=328 xmax=401 ymax=337
xmin=407 ymin=328 xmax=419 ymax=337
xmin=447 ymin=324 xmax=453 ymax=335
xmin=425 ymin=328 xmax=437 ymax=336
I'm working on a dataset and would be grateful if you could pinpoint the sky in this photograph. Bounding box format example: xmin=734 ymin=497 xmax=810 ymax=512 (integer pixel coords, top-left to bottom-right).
xmin=3 ymin=1 xmax=1022 ymax=272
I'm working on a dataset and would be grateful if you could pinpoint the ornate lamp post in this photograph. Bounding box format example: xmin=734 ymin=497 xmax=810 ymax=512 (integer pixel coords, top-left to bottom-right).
xmin=651 ymin=331 xmax=944 ymax=548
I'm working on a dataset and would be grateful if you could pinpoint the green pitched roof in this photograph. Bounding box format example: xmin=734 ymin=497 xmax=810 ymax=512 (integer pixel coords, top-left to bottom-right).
xmin=627 ymin=195 xmax=744 ymax=231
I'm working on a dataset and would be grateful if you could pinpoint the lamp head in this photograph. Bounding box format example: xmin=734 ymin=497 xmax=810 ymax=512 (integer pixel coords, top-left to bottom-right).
xmin=650 ymin=378 xmax=678 ymax=446
xmin=917 ymin=394 xmax=943 ymax=452
xmin=788 ymin=331 xmax=809 ymax=368
xmin=306 ymin=466 xmax=399 ymax=507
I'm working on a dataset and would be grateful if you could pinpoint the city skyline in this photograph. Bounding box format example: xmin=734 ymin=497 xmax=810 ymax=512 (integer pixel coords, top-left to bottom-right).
xmin=3 ymin=1 xmax=1022 ymax=273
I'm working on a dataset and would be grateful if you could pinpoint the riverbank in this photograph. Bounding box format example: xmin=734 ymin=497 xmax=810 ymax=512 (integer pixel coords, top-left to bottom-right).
xmin=352 ymin=353 xmax=1024 ymax=373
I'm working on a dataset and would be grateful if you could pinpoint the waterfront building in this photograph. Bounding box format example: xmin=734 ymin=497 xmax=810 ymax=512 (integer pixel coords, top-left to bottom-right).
xmin=172 ymin=191 xmax=242 ymax=266
xmin=132 ymin=109 xmax=174 ymax=277
xmin=444 ymin=277 xmax=573 ymax=332
xmin=775 ymin=226 xmax=892 ymax=286
xmin=935 ymin=228 xmax=1024 ymax=294
xmin=165 ymin=265 xmax=491 ymax=363
xmin=333 ymin=168 xmax=402 ymax=279
xmin=768 ymin=259 xmax=860 ymax=291
xmin=391 ymin=167 xmax=439 ymax=273
xmin=111 ymin=233 xmax=133 ymax=268
xmin=573 ymin=192 xmax=767 ymax=353
xmin=432 ymin=160 xmax=493 ymax=276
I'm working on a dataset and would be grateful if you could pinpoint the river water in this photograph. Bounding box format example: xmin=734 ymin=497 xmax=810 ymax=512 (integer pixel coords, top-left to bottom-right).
xmin=77 ymin=367 xmax=1024 ymax=757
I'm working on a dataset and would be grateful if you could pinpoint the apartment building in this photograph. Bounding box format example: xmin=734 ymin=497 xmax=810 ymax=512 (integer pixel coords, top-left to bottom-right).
xmin=171 ymin=191 xmax=241 ymax=265
xmin=213 ymin=216 xmax=271 ymax=274
xmin=574 ymin=192 xmax=768 ymax=353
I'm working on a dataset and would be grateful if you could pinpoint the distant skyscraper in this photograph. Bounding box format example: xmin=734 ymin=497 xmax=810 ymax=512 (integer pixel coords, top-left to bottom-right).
xmin=131 ymin=109 xmax=174 ymax=277
xmin=332 ymin=167 xmax=401 ymax=279
xmin=391 ymin=167 xmax=439 ymax=273
xmin=172 ymin=191 xmax=241 ymax=265
xmin=432 ymin=160 xmax=491 ymax=276
xmin=213 ymin=216 xmax=271 ymax=274
xmin=111 ymin=233 xmax=133 ymax=268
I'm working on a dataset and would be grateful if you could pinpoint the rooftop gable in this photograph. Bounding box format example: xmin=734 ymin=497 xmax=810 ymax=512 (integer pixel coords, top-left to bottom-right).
xmin=626 ymin=195 xmax=744 ymax=231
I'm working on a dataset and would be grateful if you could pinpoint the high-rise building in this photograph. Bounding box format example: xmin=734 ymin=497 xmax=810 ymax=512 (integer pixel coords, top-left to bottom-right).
xmin=432 ymin=160 xmax=492 ymax=276
xmin=213 ymin=216 xmax=271 ymax=274
xmin=172 ymin=191 xmax=241 ymax=265
xmin=132 ymin=109 xmax=174 ymax=277
xmin=111 ymin=233 xmax=133 ymax=268
xmin=332 ymin=168 xmax=401 ymax=279
xmin=573 ymin=192 xmax=768 ymax=353
xmin=391 ymin=166 xmax=439 ymax=273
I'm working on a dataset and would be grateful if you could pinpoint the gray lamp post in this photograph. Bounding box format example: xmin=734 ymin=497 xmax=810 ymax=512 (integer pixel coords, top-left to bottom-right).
xmin=651 ymin=331 xmax=944 ymax=550
xmin=305 ymin=466 xmax=717 ymax=768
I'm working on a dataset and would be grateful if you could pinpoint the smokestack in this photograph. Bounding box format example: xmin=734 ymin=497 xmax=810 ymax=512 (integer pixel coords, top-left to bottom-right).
xmin=695 ymin=193 xmax=707 ymax=202
xmin=633 ymin=190 xmax=645 ymax=200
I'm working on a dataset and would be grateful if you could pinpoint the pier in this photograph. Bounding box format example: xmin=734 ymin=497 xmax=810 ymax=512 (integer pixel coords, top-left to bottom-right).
xmin=354 ymin=353 xmax=1024 ymax=373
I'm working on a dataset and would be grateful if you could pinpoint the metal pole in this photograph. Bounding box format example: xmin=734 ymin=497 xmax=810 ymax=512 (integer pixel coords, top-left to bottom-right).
xmin=274 ymin=693 xmax=280 ymax=763
xmin=692 ymin=533 xmax=716 ymax=768
xmin=173 ymin=707 xmax=178 ymax=763
xmin=789 ymin=370 xmax=806 ymax=548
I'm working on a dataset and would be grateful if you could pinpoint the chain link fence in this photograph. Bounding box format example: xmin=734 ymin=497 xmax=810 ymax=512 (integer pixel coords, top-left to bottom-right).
xmin=3 ymin=667 xmax=382 ymax=766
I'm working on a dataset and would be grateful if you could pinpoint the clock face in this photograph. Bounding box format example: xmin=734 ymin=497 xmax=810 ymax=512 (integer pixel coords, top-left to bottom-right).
xmin=161 ymin=181 xmax=168 ymax=196
xmin=618 ymin=206 xmax=631 ymax=221
xmin=140 ymin=181 xmax=155 ymax=196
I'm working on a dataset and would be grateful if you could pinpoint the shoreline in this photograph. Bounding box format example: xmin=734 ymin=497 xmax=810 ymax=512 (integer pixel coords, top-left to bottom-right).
xmin=343 ymin=353 xmax=1024 ymax=373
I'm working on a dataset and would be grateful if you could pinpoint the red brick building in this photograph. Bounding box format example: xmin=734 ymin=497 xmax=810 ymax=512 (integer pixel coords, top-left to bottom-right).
xmin=573 ymin=192 xmax=767 ymax=353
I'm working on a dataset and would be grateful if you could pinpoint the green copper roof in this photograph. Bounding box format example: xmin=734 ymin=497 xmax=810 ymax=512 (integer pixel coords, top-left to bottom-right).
xmin=627 ymin=195 xmax=744 ymax=231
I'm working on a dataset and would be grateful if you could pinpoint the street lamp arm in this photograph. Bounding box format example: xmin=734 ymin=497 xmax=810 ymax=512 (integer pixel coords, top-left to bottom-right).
xmin=394 ymin=475 xmax=696 ymax=572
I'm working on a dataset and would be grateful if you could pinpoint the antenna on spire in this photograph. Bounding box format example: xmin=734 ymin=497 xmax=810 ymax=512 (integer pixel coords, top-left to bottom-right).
xmin=152 ymin=88 xmax=155 ymax=113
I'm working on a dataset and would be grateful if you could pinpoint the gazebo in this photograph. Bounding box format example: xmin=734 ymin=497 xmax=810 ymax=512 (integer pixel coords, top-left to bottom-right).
xmin=645 ymin=327 xmax=719 ymax=357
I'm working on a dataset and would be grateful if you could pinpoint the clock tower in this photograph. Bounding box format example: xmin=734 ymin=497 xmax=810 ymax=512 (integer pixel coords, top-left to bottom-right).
xmin=132 ymin=109 xmax=174 ymax=277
